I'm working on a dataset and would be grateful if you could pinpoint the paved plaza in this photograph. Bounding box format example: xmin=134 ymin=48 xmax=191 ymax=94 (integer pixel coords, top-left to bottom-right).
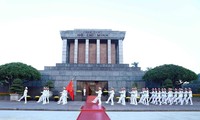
xmin=0 ymin=110 xmax=200 ymax=120
xmin=0 ymin=98 xmax=200 ymax=120
xmin=0 ymin=98 xmax=200 ymax=111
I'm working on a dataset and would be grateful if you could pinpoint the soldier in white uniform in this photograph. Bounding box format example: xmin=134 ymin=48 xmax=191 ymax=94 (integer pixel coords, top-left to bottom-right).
xmin=149 ymin=88 xmax=155 ymax=104
xmin=173 ymin=88 xmax=180 ymax=104
xmin=155 ymin=88 xmax=161 ymax=105
xmin=92 ymin=87 xmax=102 ymax=105
xmin=42 ymin=87 xmax=48 ymax=104
xmin=129 ymin=87 xmax=138 ymax=105
xmin=106 ymin=87 xmax=115 ymax=105
xmin=165 ymin=88 xmax=173 ymax=105
xmin=186 ymin=88 xmax=193 ymax=105
xmin=37 ymin=87 xmax=47 ymax=104
xmin=117 ymin=87 xmax=126 ymax=105
xmin=18 ymin=87 xmax=28 ymax=104
xmin=129 ymin=88 xmax=135 ymax=105
xmin=177 ymin=88 xmax=184 ymax=105
xmin=83 ymin=87 xmax=86 ymax=96
xmin=138 ymin=88 xmax=145 ymax=104
xmin=182 ymin=88 xmax=188 ymax=105
xmin=141 ymin=88 xmax=149 ymax=105
xmin=152 ymin=88 xmax=157 ymax=104
xmin=161 ymin=88 xmax=167 ymax=104
xmin=46 ymin=87 xmax=50 ymax=104
xmin=145 ymin=88 xmax=149 ymax=105
xmin=58 ymin=87 xmax=68 ymax=105
xmin=172 ymin=88 xmax=178 ymax=104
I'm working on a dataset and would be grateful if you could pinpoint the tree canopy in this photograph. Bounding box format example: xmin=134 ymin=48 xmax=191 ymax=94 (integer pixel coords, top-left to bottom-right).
xmin=44 ymin=80 xmax=54 ymax=90
xmin=10 ymin=78 xmax=24 ymax=94
xmin=143 ymin=64 xmax=198 ymax=87
xmin=0 ymin=62 xmax=41 ymax=86
xmin=162 ymin=79 xmax=173 ymax=89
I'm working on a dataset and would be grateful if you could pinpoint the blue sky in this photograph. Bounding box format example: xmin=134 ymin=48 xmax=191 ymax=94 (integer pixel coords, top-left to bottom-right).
xmin=0 ymin=0 xmax=200 ymax=73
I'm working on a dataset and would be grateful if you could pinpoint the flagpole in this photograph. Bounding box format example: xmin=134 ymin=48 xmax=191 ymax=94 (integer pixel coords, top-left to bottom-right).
xmin=72 ymin=76 xmax=76 ymax=81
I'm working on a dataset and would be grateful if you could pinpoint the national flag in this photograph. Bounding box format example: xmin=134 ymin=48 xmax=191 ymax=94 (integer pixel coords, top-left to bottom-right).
xmin=66 ymin=80 xmax=74 ymax=100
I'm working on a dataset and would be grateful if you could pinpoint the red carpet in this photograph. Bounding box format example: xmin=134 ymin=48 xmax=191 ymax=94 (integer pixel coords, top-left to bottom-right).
xmin=86 ymin=96 xmax=96 ymax=103
xmin=76 ymin=96 xmax=111 ymax=120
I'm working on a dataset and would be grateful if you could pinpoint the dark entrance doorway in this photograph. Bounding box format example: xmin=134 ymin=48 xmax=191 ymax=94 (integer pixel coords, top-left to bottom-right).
xmin=76 ymin=81 xmax=108 ymax=100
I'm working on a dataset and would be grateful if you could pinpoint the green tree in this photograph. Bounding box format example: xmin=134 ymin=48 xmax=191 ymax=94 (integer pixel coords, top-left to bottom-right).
xmin=143 ymin=64 xmax=198 ymax=87
xmin=162 ymin=79 xmax=173 ymax=89
xmin=10 ymin=78 xmax=24 ymax=94
xmin=0 ymin=62 xmax=41 ymax=91
xmin=44 ymin=80 xmax=54 ymax=90
xmin=132 ymin=82 xmax=138 ymax=88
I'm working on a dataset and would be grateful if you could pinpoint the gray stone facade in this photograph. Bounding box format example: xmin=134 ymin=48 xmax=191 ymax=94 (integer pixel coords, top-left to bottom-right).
xmin=40 ymin=64 xmax=145 ymax=95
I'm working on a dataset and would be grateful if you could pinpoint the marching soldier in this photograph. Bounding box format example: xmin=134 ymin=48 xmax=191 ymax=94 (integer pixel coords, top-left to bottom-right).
xmin=92 ymin=87 xmax=102 ymax=106
xmin=182 ymin=88 xmax=188 ymax=105
xmin=58 ymin=87 xmax=68 ymax=105
xmin=186 ymin=88 xmax=193 ymax=105
xmin=106 ymin=87 xmax=115 ymax=105
xmin=117 ymin=87 xmax=126 ymax=105
xmin=149 ymin=88 xmax=155 ymax=104
xmin=155 ymin=88 xmax=161 ymax=105
xmin=129 ymin=87 xmax=138 ymax=105
xmin=176 ymin=88 xmax=184 ymax=105
xmin=37 ymin=87 xmax=47 ymax=104
xmin=165 ymin=88 xmax=173 ymax=105
xmin=18 ymin=87 xmax=28 ymax=104
xmin=138 ymin=88 xmax=145 ymax=104
xmin=161 ymin=88 xmax=167 ymax=104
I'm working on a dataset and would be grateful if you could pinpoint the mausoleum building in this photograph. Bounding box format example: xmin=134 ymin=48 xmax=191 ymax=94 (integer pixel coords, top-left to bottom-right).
xmin=40 ymin=29 xmax=145 ymax=100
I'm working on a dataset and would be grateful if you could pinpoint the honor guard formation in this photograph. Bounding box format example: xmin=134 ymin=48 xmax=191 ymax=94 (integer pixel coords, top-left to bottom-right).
xmin=17 ymin=86 xmax=193 ymax=106
xmin=104 ymin=87 xmax=193 ymax=106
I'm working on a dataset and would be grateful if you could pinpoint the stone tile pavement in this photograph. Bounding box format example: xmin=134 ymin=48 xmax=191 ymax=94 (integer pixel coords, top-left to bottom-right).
xmin=0 ymin=97 xmax=200 ymax=111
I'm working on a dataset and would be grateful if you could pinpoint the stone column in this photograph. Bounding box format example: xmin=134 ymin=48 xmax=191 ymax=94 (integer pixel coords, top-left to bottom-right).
xmin=85 ymin=39 xmax=89 ymax=63
xmin=118 ymin=39 xmax=123 ymax=64
xmin=107 ymin=39 xmax=111 ymax=64
xmin=62 ymin=39 xmax=68 ymax=63
xmin=74 ymin=39 xmax=78 ymax=63
xmin=96 ymin=39 xmax=100 ymax=64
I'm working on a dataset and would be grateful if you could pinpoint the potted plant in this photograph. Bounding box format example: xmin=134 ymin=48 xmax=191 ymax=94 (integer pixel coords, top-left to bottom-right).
xmin=9 ymin=78 xmax=23 ymax=101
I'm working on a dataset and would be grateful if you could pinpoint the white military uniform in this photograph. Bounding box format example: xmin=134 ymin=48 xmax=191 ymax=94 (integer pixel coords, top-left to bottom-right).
xmin=83 ymin=88 xmax=86 ymax=96
xmin=161 ymin=90 xmax=167 ymax=104
xmin=138 ymin=88 xmax=145 ymax=104
xmin=106 ymin=88 xmax=115 ymax=105
xmin=165 ymin=90 xmax=173 ymax=105
xmin=58 ymin=87 xmax=68 ymax=105
xmin=92 ymin=87 xmax=102 ymax=105
xmin=152 ymin=90 xmax=157 ymax=104
xmin=142 ymin=89 xmax=149 ymax=105
xmin=173 ymin=89 xmax=180 ymax=105
xmin=117 ymin=88 xmax=126 ymax=105
xmin=155 ymin=90 xmax=161 ymax=105
xmin=178 ymin=89 xmax=184 ymax=105
xmin=46 ymin=88 xmax=50 ymax=104
xmin=129 ymin=88 xmax=138 ymax=105
xmin=37 ymin=87 xmax=48 ymax=104
xmin=18 ymin=87 xmax=28 ymax=104
xmin=172 ymin=90 xmax=178 ymax=104
xmin=42 ymin=88 xmax=48 ymax=104
xmin=149 ymin=89 xmax=155 ymax=104
xmin=182 ymin=89 xmax=188 ymax=105
xmin=186 ymin=89 xmax=193 ymax=105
